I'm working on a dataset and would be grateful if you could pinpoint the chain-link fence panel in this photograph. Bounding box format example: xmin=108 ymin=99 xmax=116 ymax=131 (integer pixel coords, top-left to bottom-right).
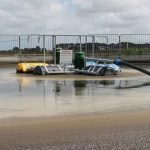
xmin=0 ymin=35 xmax=19 ymax=55
xmin=19 ymin=34 xmax=44 ymax=62
xmin=120 ymin=34 xmax=150 ymax=55
xmin=0 ymin=35 xmax=19 ymax=63
xmin=0 ymin=34 xmax=150 ymax=63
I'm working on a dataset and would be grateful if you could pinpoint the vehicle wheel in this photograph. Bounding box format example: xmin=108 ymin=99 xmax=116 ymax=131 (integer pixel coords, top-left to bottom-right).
xmin=16 ymin=70 xmax=23 ymax=73
xmin=16 ymin=70 xmax=20 ymax=73
xmin=111 ymin=69 xmax=117 ymax=75
xmin=33 ymin=66 xmax=43 ymax=75
xmin=97 ymin=67 xmax=107 ymax=76
xmin=75 ymin=71 xmax=79 ymax=75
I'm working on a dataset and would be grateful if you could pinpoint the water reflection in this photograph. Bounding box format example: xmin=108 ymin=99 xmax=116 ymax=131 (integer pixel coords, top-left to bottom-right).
xmin=0 ymin=71 xmax=150 ymax=118
xmin=15 ymin=77 xmax=150 ymax=97
xmin=114 ymin=80 xmax=150 ymax=89
xmin=74 ymin=81 xmax=87 ymax=95
xmin=99 ymin=80 xmax=115 ymax=86
xmin=17 ymin=79 xmax=117 ymax=97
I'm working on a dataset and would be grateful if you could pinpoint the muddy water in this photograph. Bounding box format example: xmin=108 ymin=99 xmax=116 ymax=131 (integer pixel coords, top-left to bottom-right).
xmin=0 ymin=66 xmax=150 ymax=118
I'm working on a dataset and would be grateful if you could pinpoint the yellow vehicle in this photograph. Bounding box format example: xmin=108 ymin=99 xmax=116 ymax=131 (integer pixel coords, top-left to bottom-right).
xmin=16 ymin=63 xmax=49 ymax=73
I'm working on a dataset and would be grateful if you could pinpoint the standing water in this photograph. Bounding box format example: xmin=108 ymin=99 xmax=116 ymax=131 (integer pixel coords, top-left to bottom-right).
xmin=0 ymin=66 xmax=150 ymax=118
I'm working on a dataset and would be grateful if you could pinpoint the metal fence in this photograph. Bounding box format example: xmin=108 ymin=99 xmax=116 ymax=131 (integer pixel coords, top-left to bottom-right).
xmin=0 ymin=34 xmax=150 ymax=63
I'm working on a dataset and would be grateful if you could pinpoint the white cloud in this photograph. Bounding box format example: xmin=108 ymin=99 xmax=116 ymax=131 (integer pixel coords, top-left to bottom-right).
xmin=73 ymin=0 xmax=148 ymax=13
xmin=0 ymin=0 xmax=150 ymax=34
xmin=72 ymin=0 xmax=150 ymax=33
xmin=49 ymin=3 xmax=62 ymax=14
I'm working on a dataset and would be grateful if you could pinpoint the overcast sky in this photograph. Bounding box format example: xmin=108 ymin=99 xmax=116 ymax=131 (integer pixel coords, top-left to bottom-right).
xmin=0 ymin=0 xmax=150 ymax=34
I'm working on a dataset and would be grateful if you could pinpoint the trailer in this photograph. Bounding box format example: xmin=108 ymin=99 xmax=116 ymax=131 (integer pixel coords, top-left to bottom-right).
xmin=75 ymin=59 xmax=121 ymax=76
xmin=33 ymin=64 xmax=74 ymax=75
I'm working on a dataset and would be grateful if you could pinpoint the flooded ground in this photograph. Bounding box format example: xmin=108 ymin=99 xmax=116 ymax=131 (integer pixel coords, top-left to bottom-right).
xmin=0 ymin=66 xmax=150 ymax=118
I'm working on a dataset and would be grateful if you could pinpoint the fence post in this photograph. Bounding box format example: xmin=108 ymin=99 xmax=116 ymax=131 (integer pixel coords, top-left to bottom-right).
xmin=79 ymin=35 xmax=82 ymax=52
xmin=119 ymin=34 xmax=121 ymax=57
xmin=19 ymin=35 xmax=21 ymax=62
xmin=85 ymin=35 xmax=87 ymax=55
xmin=52 ymin=35 xmax=56 ymax=64
xmin=92 ymin=35 xmax=95 ymax=57
xmin=43 ymin=35 xmax=46 ymax=64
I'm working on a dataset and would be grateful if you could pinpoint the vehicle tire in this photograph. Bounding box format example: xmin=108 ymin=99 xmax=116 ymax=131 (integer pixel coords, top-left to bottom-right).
xmin=97 ymin=67 xmax=107 ymax=76
xmin=110 ymin=69 xmax=117 ymax=75
xmin=75 ymin=71 xmax=79 ymax=75
xmin=16 ymin=70 xmax=20 ymax=73
xmin=33 ymin=66 xmax=47 ymax=75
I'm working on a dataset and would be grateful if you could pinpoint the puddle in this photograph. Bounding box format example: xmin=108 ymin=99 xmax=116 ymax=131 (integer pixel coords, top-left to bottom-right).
xmin=0 ymin=66 xmax=150 ymax=118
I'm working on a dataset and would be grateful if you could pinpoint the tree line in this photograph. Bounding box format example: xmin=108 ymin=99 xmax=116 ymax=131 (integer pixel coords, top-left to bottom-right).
xmin=0 ymin=42 xmax=150 ymax=55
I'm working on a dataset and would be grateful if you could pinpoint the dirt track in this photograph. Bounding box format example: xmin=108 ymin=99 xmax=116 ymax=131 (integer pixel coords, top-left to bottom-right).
xmin=0 ymin=110 xmax=150 ymax=149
